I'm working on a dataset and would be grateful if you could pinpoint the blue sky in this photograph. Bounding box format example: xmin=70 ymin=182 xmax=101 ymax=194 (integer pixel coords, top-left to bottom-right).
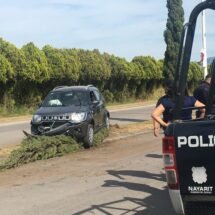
xmin=0 ymin=0 xmax=214 ymax=61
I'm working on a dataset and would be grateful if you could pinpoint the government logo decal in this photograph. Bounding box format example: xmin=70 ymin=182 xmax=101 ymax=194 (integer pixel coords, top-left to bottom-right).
xmin=192 ymin=166 xmax=207 ymax=184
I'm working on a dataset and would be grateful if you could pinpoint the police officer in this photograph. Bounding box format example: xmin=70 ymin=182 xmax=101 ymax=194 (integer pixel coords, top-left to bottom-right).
xmin=153 ymin=80 xmax=174 ymax=136
xmin=194 ymin=74 xmax=211 ymax=105
xmin=193 ymin=73 xmax=211 ymax=117
xmin=152 ymin=83 xmax=205 ymax=136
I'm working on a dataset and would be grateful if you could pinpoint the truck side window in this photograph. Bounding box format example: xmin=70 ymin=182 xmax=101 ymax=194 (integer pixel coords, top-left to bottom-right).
xmin=90 ymin=91 xmax=97 ymax=102
xmin=93 ymin=90 xmax=100 ymax=101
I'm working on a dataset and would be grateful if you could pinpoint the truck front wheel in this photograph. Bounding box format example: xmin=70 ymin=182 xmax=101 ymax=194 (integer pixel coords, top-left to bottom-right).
xmin=83 ymin=124 xmax=94 ymax=148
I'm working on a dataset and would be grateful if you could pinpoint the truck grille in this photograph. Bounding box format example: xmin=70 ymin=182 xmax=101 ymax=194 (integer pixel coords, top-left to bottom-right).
xmin=37 ymin=121 xmax=68 ymax=133
xmin=41 ymin=115 xmax=70 ymax=121
xmin=41 ymin=121 xmax=67 ymax=128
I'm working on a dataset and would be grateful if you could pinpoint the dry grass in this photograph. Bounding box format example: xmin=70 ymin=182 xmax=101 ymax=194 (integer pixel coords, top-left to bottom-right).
xmin=0 ymin=115 xmax=31 ymax=123
xmin=107 ymin=100 xmax=154 ymax=110
xmin=109 ymin=121 xmax=153 ymax=137
xmin=0 ymin=144 xmax=20 ymax=163
xmin=0 ymin=145 xmax=20 ymax=156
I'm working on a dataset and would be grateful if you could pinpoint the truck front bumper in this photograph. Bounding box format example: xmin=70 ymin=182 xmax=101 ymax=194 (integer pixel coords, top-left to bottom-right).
xmin=30 ymin=121 xmax=89 ymax=140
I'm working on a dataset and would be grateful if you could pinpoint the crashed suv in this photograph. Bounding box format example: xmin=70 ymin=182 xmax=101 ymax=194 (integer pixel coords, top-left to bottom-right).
xmin=30 ymin=85 xmax=110 ymax=148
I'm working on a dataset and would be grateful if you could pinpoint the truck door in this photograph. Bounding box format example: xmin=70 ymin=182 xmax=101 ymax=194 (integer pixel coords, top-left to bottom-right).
xmin=90 ymin=90 xmax=101 ymax=129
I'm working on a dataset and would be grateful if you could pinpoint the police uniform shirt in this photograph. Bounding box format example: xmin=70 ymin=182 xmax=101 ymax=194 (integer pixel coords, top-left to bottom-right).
xmin=156 ymin=95 xmax=170 ymax=123
xmin=161 ymin=96 xmax=197 ymax=121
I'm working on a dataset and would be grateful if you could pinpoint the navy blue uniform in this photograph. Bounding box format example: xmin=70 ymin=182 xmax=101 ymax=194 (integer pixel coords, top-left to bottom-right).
xmin=161 ymin=96 xmax=197 ymax=122
xmin=193 ymin=81 xmax=210 ymax=105
xmin=156 ymin=95 xmax=170 ymax=123
xmin=193 ymin=81 xmax=209 ymax=117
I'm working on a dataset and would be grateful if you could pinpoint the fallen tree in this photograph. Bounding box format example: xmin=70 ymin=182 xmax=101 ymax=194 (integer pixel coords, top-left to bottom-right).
xmin=0 ymin=128 xmax=109 ymax=170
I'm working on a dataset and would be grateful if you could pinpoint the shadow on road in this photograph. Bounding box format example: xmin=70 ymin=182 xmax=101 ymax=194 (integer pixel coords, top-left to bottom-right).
xmin=107 ymin=170 xmax=165 ymax=182
xmin=145 ymin=153 xmax=163 ymax=159
xmin=72 ymin=170 xmax=176 ymax=215
xmin=110 ymin=117 xmax=145 ymax=123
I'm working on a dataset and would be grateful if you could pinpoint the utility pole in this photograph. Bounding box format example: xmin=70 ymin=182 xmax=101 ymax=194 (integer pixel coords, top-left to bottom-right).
xmin=201 ymin=0 xmax=208 ymax=78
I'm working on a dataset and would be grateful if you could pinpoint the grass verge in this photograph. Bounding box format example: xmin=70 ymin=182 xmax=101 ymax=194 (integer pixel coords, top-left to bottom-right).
xmin=0 ymin=128 xmax=109 ymax=170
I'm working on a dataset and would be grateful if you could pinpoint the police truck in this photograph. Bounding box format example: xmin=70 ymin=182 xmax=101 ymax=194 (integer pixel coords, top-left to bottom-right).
xmin=162 ymin=0 xmax=215 ymax=214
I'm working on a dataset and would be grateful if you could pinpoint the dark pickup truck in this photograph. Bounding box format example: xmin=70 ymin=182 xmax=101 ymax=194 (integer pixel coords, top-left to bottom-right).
xmin=162 ymin=1 xmax=215 ymax=214
xmin=163 ymin=120 xmax=215 ymax=214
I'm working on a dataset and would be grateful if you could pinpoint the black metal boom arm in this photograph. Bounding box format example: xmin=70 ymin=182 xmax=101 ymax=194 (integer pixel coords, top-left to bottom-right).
xmin=173 ymin=0 xmax=215 ymax=120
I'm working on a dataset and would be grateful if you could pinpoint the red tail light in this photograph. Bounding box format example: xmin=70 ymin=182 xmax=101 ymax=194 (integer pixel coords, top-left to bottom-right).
xmin=162 ymin=136 xmax=179 ymax=190
xmin=163 ymin=136 xmax=175 ymax=153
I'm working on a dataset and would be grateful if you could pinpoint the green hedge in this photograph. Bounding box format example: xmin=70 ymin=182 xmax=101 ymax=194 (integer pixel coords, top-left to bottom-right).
xmin=0 ymin=37 xmax=203 ymax=108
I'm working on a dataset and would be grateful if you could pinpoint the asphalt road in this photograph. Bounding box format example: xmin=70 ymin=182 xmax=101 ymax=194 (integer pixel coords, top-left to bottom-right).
xmin=0 ymin=132 xmax=176 ymax=215
xmin=0 ymin=104 xmax=176 ymax=214
xmin=110 ymin=104 xmax=154 ymax=125
xmin=0 ymin=104 xmax=155 ymax=147
xmin=0 ymin=122 xmax=30 ymax=147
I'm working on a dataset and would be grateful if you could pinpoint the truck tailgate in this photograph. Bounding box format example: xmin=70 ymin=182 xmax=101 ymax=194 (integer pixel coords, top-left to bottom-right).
xmin=173 ymin=120 xmax=215 ymax=195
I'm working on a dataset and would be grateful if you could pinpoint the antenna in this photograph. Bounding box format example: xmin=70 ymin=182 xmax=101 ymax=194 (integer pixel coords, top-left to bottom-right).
xmin=201 ymin=0 xmax=208 ymax=78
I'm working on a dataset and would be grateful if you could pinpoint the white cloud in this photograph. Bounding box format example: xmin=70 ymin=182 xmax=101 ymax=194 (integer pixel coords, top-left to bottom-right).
xmin=0 ymin=0 xmax=213 ymax=61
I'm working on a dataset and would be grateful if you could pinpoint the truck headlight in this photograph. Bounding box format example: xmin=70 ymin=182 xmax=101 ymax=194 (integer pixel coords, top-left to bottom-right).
xmin=70 ymin=112 xmax=86 ymax=123
xmin=32 ymin=114 xmax=42 ymax=123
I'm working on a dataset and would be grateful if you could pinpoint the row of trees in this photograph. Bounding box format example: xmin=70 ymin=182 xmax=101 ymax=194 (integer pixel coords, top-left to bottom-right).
xmin=0 ymin=37 xmax=203 ymax=109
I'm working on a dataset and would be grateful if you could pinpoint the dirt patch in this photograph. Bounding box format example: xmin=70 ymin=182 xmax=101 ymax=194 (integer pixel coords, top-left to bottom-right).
xmin=0 ymin=115 xmax=31 ymax=124
xmin=109 ymin=121 xmax=153 ymax=137
xmin=0 ymin=144 xmax=20 ymax=156
xmin=107 ymin=100 xmax=154 ymax=110
xmin=0 ymin=144 xmax=20 ymax=163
